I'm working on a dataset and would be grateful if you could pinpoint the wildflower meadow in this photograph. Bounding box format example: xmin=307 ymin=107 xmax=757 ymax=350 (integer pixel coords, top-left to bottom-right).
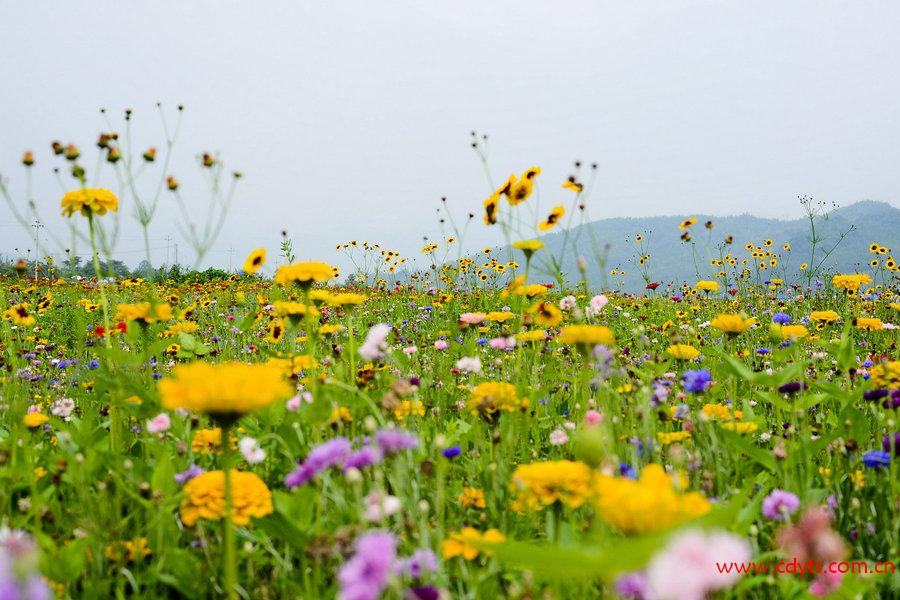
xmin=1 ymin=114 xmax=899 ymax=599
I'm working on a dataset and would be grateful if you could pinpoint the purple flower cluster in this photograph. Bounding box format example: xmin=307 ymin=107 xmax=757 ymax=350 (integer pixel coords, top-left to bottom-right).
xmin=682 ymin=369 xmax=712 ymax=393
xmin=338 ymin=531 xmax=438 ymax=600
xmin=285 ymin=430 xmax=419 ymax=489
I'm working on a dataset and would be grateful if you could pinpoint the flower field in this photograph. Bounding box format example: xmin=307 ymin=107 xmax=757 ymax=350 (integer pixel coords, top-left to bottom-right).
xmin=2 ymin=139 xmax=900 ymax=599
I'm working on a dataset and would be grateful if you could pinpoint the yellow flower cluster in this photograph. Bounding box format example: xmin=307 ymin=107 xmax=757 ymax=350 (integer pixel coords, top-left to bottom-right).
xmin=870 ymin=360 xmax=900 ymax=390
xmin=442 ymin=528 xmax=505 ymax=560
xmin=711 ymin=314 xmax=756 ymax=335
xmin=854 ymin=317 xmax=883 ymax=331
xmin=60 ymin=188 xmax=119 ymax=217
xmin=180 ymin=469 xmax=273 ymax=526
xmin=593 ymin=464 xmax=710 ymax=534
xmin=274 ymin=262 xmax=334 ymax=286
xmin=657 ymin=430 xmax=691 ymax=445
xmin=832 ymin=273 xmax=872 ymax=294
xmin=467 ymin=381 xmax=525 ymax=415
xmin=159 ymin=361 xmax=292 ymax=417
xmin=510 ymin=460 xmax=594 ymax=511
xmin=116 ymin=302 xmax=173 ymax=325
xmin=556 ymin=325 xmax=615 ymax=347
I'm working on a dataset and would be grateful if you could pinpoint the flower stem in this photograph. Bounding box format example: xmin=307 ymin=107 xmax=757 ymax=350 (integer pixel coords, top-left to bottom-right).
xmin=221 ymin=423 xmax=238 ymax=600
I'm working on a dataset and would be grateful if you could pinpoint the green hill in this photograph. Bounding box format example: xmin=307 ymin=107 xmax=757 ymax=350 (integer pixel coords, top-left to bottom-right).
xmin=530 ymin=200 xmax=899 ymax=292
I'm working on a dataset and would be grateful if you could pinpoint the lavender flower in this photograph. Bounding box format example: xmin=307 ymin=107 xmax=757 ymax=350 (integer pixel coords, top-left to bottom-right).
xmin=338 ymin=531 xmax=397 ymax=600
xmin=762 ymin=489 xmax=800 ymax=520
xmin=682 ymin=369 xmax=712 ymax=393
xmin=375 ymin=429 xmax=418 ymax=455
xmin=343 ymin=446 xmax=384 ymax=471
xmin=394 ymin=549 xmax=437 ymax=579
xmin=175 ymin=464 xmax=205 ymax=485
xmin=285 ymin=437 xmax=352 ymax=488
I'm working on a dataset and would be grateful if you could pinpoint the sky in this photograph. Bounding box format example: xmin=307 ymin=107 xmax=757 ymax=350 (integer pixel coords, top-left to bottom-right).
xmin=2 ymin=1 xmax=899 ymax=274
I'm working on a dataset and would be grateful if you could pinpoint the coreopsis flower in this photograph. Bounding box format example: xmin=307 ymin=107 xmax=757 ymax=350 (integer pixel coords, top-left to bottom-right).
xmin=870 ymin=360 xmax=899 ymax=390
xmin=483 ymin=193 xmax=499 ymax=225
xmin=467 ymin=381 xmax=524 ymax=415
xmin=679 ymin=218 xmax=697 ymax=231
xmin=115 ymin=302 xmax=173 ymax=325
xmin=557 ymin=325 xmax=615 ymax=348
xmin=512 ymin=239 xmax=544 ymax=258
xmin=810 ymin=310 xmax=839 ymax=323
xmin=179 ymin=469 xmax=273 ymax=526
xmin=442 ymin=528 xmax=505 ymax=560
xmin=832 ymin=273 xmax=871 ymax=294
xmin=562 ymin=177 xmax=583 ymax=192
xmin=694 ymin=280 xmax=719 ymax=292
xmin=158 ymin=361 xmax=292 ymax=418
xmin=666 ymin=344 xmax=700 ymax=361
xmin=243 ymin=248 xmax=266 ymax=275
xmin=593 ymin=464 xmax=710 ymax=534
xmin=274 ymin=261 xmax=335 ymax=286
xmin=538 ymin=205 xmax=565 ymax=231
xmin=510 ymin=460 xmax=593 ymax=511
xmin=458 ymin=487 xmax=486 ymax=509
xmin=710 ymin=314 xmax=756 ymax=335
xmin=4 ymin=303 xmax=35 ymax=325
xmin=326 ymin=293 xmax=367 ymax=308
xmin=854 ymin=317 xmax=883 ymax=331
xmin=60 ymin=188 xmax=119 ymax=217
xmin=528 ymin=301 xmax=563 ymax=327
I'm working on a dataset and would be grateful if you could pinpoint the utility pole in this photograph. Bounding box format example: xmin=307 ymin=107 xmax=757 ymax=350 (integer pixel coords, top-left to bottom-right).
xmin=165 ymin=235 xmax=172 ymax=265
xmin=174 ymin=243 xmax=179 ymax=266
xmin=31 ymin=220 xmax=44 ymax=280
xmin=228 ymin=247 xmax=234 ymax=272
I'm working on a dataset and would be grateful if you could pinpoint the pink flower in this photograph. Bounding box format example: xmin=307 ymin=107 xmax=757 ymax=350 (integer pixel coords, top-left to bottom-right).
xmin=645 ymin=529 xmax=751 ymax=600
xmin=434 ymin=340 xmax=448 ymax=350
xmin=585 ymin=294 xmax=609 ymax=318
xmin=359 ymin=323 xmax=391 ymax=361
xmin=146 ymin=413 xmax=171 ymax=434
xmin=809 ymin=571 xmax=842 ymax=597
xmin=363 ymin=491 xmax=402 ymax=522
xmin=549 ymin=429 xmax=569 ymax=445
xmin=458 ymin=312 xmax=486 ymax=325
xmin=455 ymin=356 xmax=482 ymax=373
xmin=238 ymin=436 xmax=266 ymax=465
xmin=488 ymin=337 xmax=516 ymax=351
xmin=585 ymin=409 xmax=603 ymax=426
xmin=403 ymin=346 xmax=418 ymax=356
xmin=559 ymin=295 xmax=577 ymax=311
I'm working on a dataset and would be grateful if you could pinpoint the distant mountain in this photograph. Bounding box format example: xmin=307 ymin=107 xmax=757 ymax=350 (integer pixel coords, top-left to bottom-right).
xmin=529 ymin=200 xmax=899 ymax=292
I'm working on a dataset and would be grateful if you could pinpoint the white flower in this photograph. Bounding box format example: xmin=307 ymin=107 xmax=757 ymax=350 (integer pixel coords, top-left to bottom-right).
xmin=238 ymin=437 xmax=266 ymax=465
xmin=455 ymin=356 xmax=482 ymax=374
xmin=359 ymin=323 xmax=391 ymax=361
xmin=559 ymin=295 xmax=577 ymax=311
xmin=51 ymin=398 xmax=75 ymax=419
xmin=549 ymin=428 xmax=569 ymax=445
xmin=584 ymin=294 xmax=609 ymax=318
xmin=363 ymin=491 xmax=401 ymax=522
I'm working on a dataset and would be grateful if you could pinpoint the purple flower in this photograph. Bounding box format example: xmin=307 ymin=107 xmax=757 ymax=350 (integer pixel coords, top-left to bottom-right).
xmin=778 ymin=381 xmax=806 ymax=395
xmin=375 ymin=429 xmax=418 ymax=455
xmin=285 ymin=437 xmax=352 ymax=488
xmin=441 ymin=446 xmax=461 ymax=459
xmin=863 ymin=450 xmax=891 ymax=468
xmin=615 ymin=572 xmax=648 ymax=599
xmin=343 ymin=446 xmax=384 ymax=471
xmin=864 ymin=388 xmax=888 ymax=401
xmin=175 ymin=464 xmax=205 ymax=485
xmin=338 ymin=531 xmax=397 ymax=600
xmin=761 ymin=489 xmax=800 ymax=520
xmin=772 ymin=312 xmax=792 ymax=325
xmin=394 ymin=549 xmax=437 ymax=579
xmin=405 ymin=587 xmax=441 ymax=600
xmin=682 ymin=369 xmax=712 ymax=393
xmin=883 ymin=432 xmax=900 ymax=455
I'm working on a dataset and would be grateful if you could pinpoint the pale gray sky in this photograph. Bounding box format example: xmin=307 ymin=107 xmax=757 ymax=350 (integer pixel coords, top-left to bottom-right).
xmin=2 ymin=1 xmax=899 ymax=273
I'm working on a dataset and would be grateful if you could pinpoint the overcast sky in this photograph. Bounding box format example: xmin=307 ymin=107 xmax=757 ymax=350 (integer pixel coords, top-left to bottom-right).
xmin=2 ymin=1 xmax=899 ymax=273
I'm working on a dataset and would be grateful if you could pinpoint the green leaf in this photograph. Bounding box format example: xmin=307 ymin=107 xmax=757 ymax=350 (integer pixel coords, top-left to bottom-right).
xmin=716 ymin=427 xmax=777 ymax=472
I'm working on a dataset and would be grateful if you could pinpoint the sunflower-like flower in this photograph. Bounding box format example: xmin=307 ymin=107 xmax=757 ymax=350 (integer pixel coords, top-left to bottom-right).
xmin=538 ymin=205 xmax=565 ymax=232
xmin=272 ymin=301 xmax=320 ymax=322
xmin=556 ymin=325 xmax=615 ymax=347
xmin=510 ymin=460 xmax=594 ymax=511
xmin=326 ymin=293 xmax=367 ymax=308
xmin=180 ymin=469 xmax=273 ymax=527
xmin=810 ymin=310 xmax=839 ymax=323
xmin=266 ymin=355 xmax=319 ymax=377
xmin=870 ymin=360 xmax=900 ymax=390
xmin=666 ymin=344 xmax=700 ymax=361
xmin=243 ymin=248 xmax=266 ymax=275
xmin=60 ymin=188 xmax=119 ymax=217
xmin=780 ymin=325 xmax=808 ymax=340
xmin=512 ymin=239 xmax=544 ymax=257
xmin=710 ymin=314 xmax=755 ymax=335
xmin=159 ymin=361 xmax=292 ymax=418
xmin=832 ymin=273 xmax=872 ymax=294
xmin=854 ymin=317 xmax=883 ymax=331
xmin=4 ymin=303 xmax=35 ymax=325
xmin=694 ymin=280 xmax=719 ymax=292
xmin=274 ymin=262 xmax=334 ymax=287
xmin=467 ymin=381 xmax=524 ymax=415
xmin=594 ymin=464 xmax=710 ymax=535
xmin=115 ymin=302 xmax=173 ymax=325
xmin=442 ymin=528 xmax=505 ymax=560
xmin=527 ymin=301 xmax=563 ymax=327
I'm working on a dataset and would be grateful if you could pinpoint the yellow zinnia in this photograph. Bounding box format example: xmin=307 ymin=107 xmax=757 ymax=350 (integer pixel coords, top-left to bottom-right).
xmin=60 ymin=188 xmax=119 ymax=217
xmin=180 ymin=469 xmax=273 ymax=526
xmin=159 ymin=361 xmax=292 ymax=417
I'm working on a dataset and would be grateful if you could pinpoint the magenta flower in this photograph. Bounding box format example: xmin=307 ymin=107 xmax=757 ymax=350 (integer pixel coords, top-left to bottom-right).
xmin=338 ymin=531 xmax=397 ymax=600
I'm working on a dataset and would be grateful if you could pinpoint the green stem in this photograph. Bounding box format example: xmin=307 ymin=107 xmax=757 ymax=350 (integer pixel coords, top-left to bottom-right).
xmin=221 ymin=423 xmax=238 ymax=600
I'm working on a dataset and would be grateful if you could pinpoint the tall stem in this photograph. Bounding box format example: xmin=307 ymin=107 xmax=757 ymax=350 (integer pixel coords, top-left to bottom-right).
xmin=221 ymin=423 xmax=238 ymax=600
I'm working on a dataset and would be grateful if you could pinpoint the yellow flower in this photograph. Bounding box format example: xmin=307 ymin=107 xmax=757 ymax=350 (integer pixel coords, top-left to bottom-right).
xmin=192 ymin=428 xmax=223 ymax=454
xmin=115 ymin=302 xmax=173 ymax=325
xmin=510 ymin=460 xmax=594 ymax=511
xmin=594 ymin=464 xmax=710 ymax=534
xmin=161 ymin=321 xmax=199 ymax=338
xmin=679 ymin=218 xmax=697 ymax=231
xmin=870 ymin=360 xmax=900 ymax=390
xmin=557 ymin=325 xmax=615 ymax=347
xmin=442 ymin=528 xmax=505 ymax=560
xmin=810 ymin=310 xmax=839 ymax=323
xmin=326 ymin=293 xmax=367 ymax=308
xmin=538 ymin=205 xmax=565 ymax=231
xmin=467 ymin=381 xmax=524 ymax=415
xmin=60 ymin=188 xmax=119 ymax=217
xmin=23 ymin=412 xmax=49 ymax=428
xmin=265 ymin=319 xmax=286 ymax=343
xmin=104 ymin=538 xmax=151 ymax=563
xmin=780 ymin=324 xmax=808 ymax=340
xmin=700 ymin=403 xmax=731 ymax=421
xmin=393 ymin=400 xmax=425 ymax=421
xmin=483 ymin=193 xmax=499 ymax=225
xmin=514 ymin=330 xmax=547 ymax=343
xmin=657 ymin=431 xmax=692 ymax=445
xmin=485 ymin=311 xmax=515 ymax=322
xmin=274 ymin=262 xmax=334 ymax=286
xmin=318 ymin=324 xmax=344 ymax=336
xmin=458 ymin=487 xmax=486 ymax=509
xmin=512 ymin=239 xmax=545 ymax=256
xmin=854 ymin=317 xmax=883 ymax=331
xmin=695 ymin=280 xmax=719 ymax=292
xmin=266 ymin=355 xmax=318 ymax=376
xmin=528 ymin=301 xmax=563 ymax=327
xmin=666 ymin=344 xmax=700 ymax=361
xmin=562 ymin=178 xmax=583 ymax=192
xmin=720 ymin=422 xmax=759 ymax=434
xmin=243 ymin=248 xmax=266 ymax=275
xmin=180 ymin=470 xmax=273 ymax=527
xmin=710 ymin=314 xmax=756 ymax=335
xmin=159 ymin=361 xmax=292 ymax=417
xmin=4 ymin=303 xmax=35 ymax=325
xmin=272 ymin=301 xmax=320 ymax=320
xmin=832 ymin=273 xmax=872 ymax=294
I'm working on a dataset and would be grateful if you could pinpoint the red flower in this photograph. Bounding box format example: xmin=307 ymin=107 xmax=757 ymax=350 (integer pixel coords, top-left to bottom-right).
xmin=646 ymin=282 xmax=660 ymax=290
xmin=728 ymin=289 xmax=738 ymax=296
xmin=115 ymin=321 xmax=127 ymax=333
xmin=94 ymin=326 xmax=106 ymax=338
